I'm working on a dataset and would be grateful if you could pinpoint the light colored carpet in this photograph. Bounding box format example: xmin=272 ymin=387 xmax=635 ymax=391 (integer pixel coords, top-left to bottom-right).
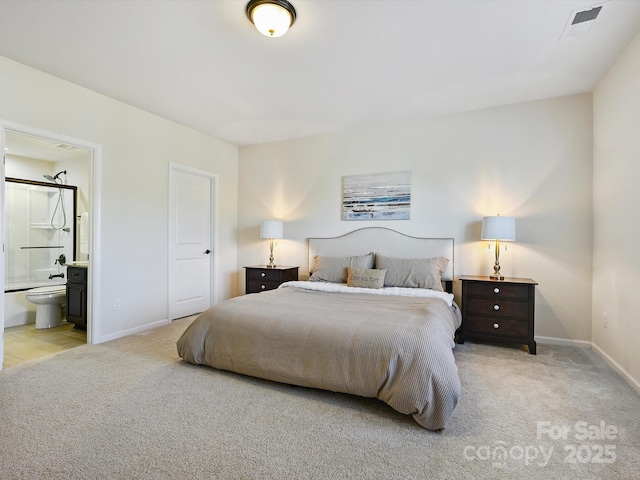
xmin=1 ymin=316 xmax=639 ymax=479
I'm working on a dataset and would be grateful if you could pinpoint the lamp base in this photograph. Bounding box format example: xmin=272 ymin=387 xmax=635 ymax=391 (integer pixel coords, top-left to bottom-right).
xmin=490 ymin=274 xmax=505 ymax=280
xmin=266 ymin=239 xmax=277 ymax=268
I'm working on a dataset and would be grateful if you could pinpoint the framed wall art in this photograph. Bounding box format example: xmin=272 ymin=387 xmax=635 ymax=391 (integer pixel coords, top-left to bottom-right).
xmin=342 ymin=171 xmax=411 ymax=221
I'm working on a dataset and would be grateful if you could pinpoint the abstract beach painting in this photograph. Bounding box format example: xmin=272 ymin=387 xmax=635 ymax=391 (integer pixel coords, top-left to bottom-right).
xmin=342 ymin=171 xmax=411 ymax=221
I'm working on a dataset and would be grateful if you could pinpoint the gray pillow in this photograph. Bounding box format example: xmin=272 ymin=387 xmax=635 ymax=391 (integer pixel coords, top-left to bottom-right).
xmin=374 ymin=254 xmax=449 ymax=291
xmin=347 ymin=267 xmax=386 ymax=289
xmin=309 ymin=253 xmax=375 ymax=283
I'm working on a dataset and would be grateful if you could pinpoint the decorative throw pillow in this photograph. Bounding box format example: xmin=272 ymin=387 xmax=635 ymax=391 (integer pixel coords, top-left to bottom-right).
xmin=347 ymin=267 xmax=386 ymax=289
xmin=374 ymin=255 xmax=449 ymax=291
xmin=309 ymin=252 xmax=375 ymax=283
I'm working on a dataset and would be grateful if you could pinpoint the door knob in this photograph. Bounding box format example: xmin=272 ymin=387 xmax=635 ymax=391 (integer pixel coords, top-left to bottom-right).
xmin=204 ymin=249 xmax=211 ymax=254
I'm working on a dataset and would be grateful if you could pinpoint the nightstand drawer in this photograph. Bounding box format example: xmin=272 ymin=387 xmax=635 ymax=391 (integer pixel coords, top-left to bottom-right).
xmin=465 ymin=282 xmax=529 ymax=301
xmin=247 ymin=280 xmax=280 ymax=293
xmin=247 ymin=269 xmax=283 ymax=282
xmin=465 ymin=297 xmax=529 ymax=319
xmin=465 ymin=315 xmax=528 ymax=338
xmin=244 ymin=266 xmax=299 ymax=294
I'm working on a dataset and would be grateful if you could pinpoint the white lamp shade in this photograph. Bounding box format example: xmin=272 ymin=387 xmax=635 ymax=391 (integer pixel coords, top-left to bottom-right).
xmin=481 ymin=216 xmax=516 ymax=241
xmin=250 ymin=3 xmax=293 ymax=37
xmin=260 ymin=220 xmax=283 ymax=239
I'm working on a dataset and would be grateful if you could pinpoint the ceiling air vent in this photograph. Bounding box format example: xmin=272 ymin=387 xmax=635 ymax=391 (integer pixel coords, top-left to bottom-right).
xmin=572 ymin=6 xmax=602 ymax=25
xmin=561 ymin=3 xmax=605 ymax=39
xmin=53 ymin=143 xmax=76 ymax=150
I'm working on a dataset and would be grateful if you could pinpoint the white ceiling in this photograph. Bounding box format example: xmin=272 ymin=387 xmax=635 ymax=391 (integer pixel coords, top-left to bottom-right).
xmin=0 ymin=0 xmax=639 ymax=147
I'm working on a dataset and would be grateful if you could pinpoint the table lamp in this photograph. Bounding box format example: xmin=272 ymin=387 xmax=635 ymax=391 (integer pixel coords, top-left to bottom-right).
xmin=260 ymin=220 xmax=283 ymax=268
xmin=481 ymin=215 xmax=516 ymax=280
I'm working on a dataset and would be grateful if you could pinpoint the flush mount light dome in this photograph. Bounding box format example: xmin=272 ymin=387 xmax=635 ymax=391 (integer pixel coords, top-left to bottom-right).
xmin=246 ymin=0 xmax=296 ymax=38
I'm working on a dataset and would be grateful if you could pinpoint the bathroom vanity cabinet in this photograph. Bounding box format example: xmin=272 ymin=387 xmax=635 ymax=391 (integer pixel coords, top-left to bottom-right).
xmin=66 ymin=265 xmax=88 ymax=329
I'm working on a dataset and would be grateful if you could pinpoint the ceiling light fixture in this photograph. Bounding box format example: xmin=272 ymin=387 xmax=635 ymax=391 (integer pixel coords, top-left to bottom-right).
xmin=246 ymin=0 xmax=296 ymax=38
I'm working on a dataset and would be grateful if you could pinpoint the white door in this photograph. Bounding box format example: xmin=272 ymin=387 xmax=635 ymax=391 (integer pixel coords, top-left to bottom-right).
xmin=1 ymin=135 xmax=5 ymax=369
xmin=168 ymin=166 xmax=214 ymax=320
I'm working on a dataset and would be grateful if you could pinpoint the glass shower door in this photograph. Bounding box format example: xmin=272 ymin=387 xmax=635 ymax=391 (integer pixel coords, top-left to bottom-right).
xmin=4 ymin=180 xmax=75 ymax=291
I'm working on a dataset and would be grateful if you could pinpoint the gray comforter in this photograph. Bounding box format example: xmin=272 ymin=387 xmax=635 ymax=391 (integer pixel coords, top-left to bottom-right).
xmin=177 ymin=284 xmax=462 ymax=430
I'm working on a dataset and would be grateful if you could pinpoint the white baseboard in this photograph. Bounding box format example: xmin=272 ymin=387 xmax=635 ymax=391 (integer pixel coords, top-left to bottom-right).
xmin=535 ymin=335 xmax=592 ymax=349
xmin=93 ymin=318 xmax=171 ymax=344
xmin=591 ymin=342 xmax=640 ymax=396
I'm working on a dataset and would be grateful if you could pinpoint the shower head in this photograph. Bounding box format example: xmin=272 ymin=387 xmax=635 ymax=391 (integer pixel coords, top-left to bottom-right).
xmin=43 ymin=170 xmax=67 ymax=182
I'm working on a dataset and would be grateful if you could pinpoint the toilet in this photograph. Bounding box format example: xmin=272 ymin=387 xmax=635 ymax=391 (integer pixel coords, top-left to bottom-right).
xmin=25 ymin=285 xmax=67 ymax=329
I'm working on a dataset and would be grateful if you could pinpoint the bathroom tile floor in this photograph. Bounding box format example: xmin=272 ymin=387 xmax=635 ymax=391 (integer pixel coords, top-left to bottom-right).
xmin=3 ymin=323 xmax=86 ymax=368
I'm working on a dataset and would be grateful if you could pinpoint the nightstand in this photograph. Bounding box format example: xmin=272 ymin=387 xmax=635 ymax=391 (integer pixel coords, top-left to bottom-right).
xmin=458 ymin=275 xmax=538 ymax=354
xmin=244 ymin=266 xmax=299 ymax=294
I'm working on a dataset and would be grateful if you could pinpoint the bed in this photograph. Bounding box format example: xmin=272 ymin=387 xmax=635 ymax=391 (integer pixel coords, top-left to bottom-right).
xmin=177 ymin=228 xmax=461 ymax=430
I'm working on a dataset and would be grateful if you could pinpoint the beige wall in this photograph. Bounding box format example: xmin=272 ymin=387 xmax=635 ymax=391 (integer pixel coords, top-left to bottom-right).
xmin=239 ymin=94 xmax=594 ymax=343
xmin=592 ymin=32 xmax=640 ymax=391
xmin=0 ymin=55 xmax=239 ymax=343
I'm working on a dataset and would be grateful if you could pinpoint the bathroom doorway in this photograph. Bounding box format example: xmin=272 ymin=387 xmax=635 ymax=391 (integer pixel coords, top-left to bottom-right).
xmin=1 ymin=123 xmax=99 ymax=370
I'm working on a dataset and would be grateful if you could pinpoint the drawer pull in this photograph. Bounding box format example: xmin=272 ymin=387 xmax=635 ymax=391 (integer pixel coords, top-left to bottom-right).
xmin=493 ymin=323 xmax=500 ymax=329
xmin=261 ymin=272 xmax=266 ymax=277
xmin=261 ymin=284 xmax=266 ymax=290
xmin=493 ymin=304 xmax=500 ymax=311
xmin=494 ymin=287 xmax=500 ymax=294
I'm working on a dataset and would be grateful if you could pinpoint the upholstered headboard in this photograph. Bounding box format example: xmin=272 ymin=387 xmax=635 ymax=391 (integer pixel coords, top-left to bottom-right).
xmin=308 ymin=228 xmax=454 ymax=288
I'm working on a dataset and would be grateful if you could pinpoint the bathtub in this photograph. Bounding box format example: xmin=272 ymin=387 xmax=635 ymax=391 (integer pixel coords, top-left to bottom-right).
xmin=4 ymin=281 xmax=67 ymax=328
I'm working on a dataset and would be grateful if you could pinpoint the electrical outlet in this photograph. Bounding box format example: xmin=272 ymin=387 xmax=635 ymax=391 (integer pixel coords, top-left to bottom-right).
xmin=113 ymin=298 xmax=122 ymax=311
xmin=603 ymin=312 xmax=608 ymax=328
